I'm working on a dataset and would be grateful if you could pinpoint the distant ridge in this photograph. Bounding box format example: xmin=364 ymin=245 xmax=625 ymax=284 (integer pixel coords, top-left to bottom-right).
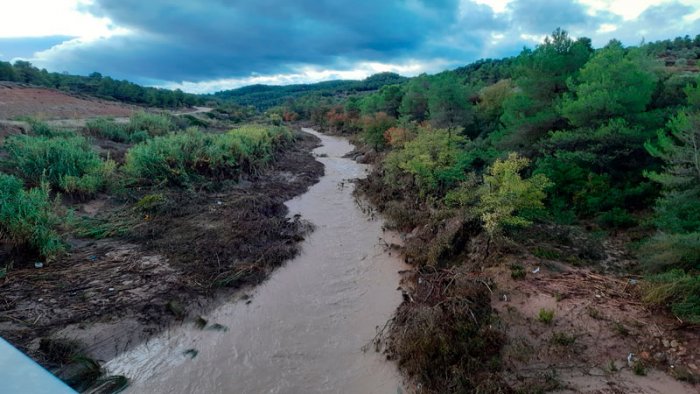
xmin=209 ymin=72 xmax=408 ymax=110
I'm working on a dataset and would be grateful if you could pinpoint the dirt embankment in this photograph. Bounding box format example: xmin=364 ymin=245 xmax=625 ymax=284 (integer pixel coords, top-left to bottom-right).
xmin=352 ymin=150 xmax=699 ymax=393
xmin=0 ymin=130 xmax=323 ymax=371
xmin=0 ymin=82 xmax=136 ymax=120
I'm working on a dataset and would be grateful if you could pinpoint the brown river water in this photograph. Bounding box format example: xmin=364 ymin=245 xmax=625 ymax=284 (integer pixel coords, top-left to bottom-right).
xmin=104 ymin=128 xmax=407 ymax=393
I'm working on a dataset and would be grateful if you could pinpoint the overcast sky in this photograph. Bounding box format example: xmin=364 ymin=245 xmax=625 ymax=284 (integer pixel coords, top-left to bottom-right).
xmin=1 ymin=0 xmax=699 ymax=93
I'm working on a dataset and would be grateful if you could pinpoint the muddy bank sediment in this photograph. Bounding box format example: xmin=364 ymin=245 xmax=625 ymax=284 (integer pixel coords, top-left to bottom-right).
xmin=0 ymin=130 xmax=323 ymax=369
xmin=103 ymin=128 xmax=407 ymax=393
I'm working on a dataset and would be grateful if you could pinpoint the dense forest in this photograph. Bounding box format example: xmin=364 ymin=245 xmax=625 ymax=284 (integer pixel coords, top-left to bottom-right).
xmin=268 ymin=31 xmax=700 ymax=390
xmin=0 ymin=60 xmax=202 ymax=108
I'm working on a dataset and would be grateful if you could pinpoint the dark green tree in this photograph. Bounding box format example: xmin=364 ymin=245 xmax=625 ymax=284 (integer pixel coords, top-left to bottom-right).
xmin=562 ymin=40 xmax=659 ymax=127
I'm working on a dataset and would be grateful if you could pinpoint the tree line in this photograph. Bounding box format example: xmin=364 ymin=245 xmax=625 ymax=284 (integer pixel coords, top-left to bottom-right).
xmin=0 ymin=60 xmax=202 ymax=108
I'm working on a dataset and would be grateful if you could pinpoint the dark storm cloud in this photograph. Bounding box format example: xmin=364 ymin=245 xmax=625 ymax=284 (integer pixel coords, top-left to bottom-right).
xmin=506 ymin=0 xmax=619 ymax=34
xmin=29 ymin=0 xmax=700 ymax=89
xmin=39 ymin=0 xmax=477 ymax=82
xmin=0 ymin=36 xmax=75 ymax=61
xmin=592 ymin=1 xmax=700 ymax=45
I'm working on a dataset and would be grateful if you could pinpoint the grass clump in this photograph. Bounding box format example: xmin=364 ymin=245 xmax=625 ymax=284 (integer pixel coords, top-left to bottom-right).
xmin=510 ymin=264 xmax=527 ymax=280
xmin=124 ymin=125 xmax=292 ymax=186
xmin=4 ymin=134 xmax=115 ymax=197
xmin=632 ymin=360 xmax=647 ymax=376
xmin=532 ymin=246 xmax=561 ymax=260
xmin=72 ymin=216 xmax=133 ymax=240
xmin=84 ymin=118 xmax=131 ymax=143
xmin=135 ymin=193 xmax=167 ymax=212
xmin=550 ymin=331 xmax=577 ymax=346
xmin=127 ymin=111 xmax=174 ymax=137
xmin=85 ymin=112 xmax=176 ymax=143
xmin=642 ymin=269 xmax=700 ymax=324
xmin=639 ymin=232 xmax=700 ymax=273
xmin=25 ymin=118 xmax=74 ymax=138
xmin=537 ymin=308 xmax=555 ymax=324
xmin=0 ymin=173 xmax=63 ymax=258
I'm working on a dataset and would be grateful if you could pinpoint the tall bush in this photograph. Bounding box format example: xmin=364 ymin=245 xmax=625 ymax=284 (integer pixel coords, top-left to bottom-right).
xmin=0 ymin=173 xmax=63 ymax=258
xmin=4 ymin=134 xmax=115 ymax=197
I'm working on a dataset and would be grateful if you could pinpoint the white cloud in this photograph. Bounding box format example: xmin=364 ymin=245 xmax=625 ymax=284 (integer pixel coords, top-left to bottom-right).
xmin=470 ymin=0 xmax=513 ymax=14
xmin=578 ymin=0 xmax=697 ymax=20
xmin=519 ymin=33 xmax=547 ymax=43
xmin=597 ymin=23 xmax=618 ymax=33
xmin=0 ymin=0 xmax=124 ymax=39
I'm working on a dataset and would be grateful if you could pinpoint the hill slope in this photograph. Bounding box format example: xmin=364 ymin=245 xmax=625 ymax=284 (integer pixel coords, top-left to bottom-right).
xmin=210 ymin=72 xmax=408 ymax=110
xmin=0 ymin=82 xmax=135 ymax=120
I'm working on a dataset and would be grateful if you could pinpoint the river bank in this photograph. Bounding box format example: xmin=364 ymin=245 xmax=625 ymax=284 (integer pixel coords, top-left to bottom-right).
xmin=0 ymin=128 xmax=324 ymax=389
xmin=100 ymin=127 xmax=407 ymax=393
xmin=349 ymin=137 xmax=700 ymax=393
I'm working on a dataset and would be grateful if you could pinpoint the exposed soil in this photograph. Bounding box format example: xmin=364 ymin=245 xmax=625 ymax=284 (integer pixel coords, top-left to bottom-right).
xmin=0 ymin=82 xmax=135 ymax=120
xmin=379 ymin=231 xmax=700 ymax=393
xmin=490 ymin=252 xmax=699 ymax=393
xmin=353 ymin=155 xmax=699 ymax=393
xmin=0 ymin=131 xmax=323 ymax=372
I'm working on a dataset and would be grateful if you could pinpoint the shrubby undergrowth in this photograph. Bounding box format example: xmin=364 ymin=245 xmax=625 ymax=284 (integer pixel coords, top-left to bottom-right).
xmin=4 ymin=134 xmax=115 ymax=197
xmin=0 ymin=173 xmax=63 ymax=258
xmin=124 ymin=125 xmax=292 ymax=186
xmin=85 ymin=111 xmax=176 ymax=143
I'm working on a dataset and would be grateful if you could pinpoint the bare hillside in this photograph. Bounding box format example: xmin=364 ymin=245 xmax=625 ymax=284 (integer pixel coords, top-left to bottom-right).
xmin=0 ymin=82 xmax=135 ymax=120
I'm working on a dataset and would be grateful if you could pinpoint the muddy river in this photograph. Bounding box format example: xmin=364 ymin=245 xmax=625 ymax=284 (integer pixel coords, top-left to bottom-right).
xmin=104 ymin=128 xmax=407 ymax=393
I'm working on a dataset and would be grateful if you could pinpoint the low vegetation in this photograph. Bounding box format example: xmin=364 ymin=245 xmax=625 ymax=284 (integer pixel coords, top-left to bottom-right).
xmin=538 ymin=308 xmax=555 ymax=324
xmin=85 ymin=111 xmax=177 ymax=143
xmin=4 ymin=133 xmax=115 ymax=197
xmin=124 ymin=124 xmax=292 ymax=186
xmin=0 ymin=173 xmax=63 ymax=259
xmin=0 ymin=113 xmax=295 ymax=260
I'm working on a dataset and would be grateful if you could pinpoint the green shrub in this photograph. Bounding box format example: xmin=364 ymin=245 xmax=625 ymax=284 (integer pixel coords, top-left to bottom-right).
xmin=0 ymin=173 xmax=63 ymax=258
xmin=639 ymin=232 xmax=700 ymax=272
xmin=478 ymin=153 xmax=551 ymax=236
xmin=124 ymin=125 xmax=292 ymax=186
xmin=538 ymin=308 xmax=555 ymax=324
xmin=384 ymin=127 xmax=468 ymax=197
xmin=86 ymin=113 xmax=175 ymax=143
xmin=129 ymin=130 xmax=150 ymax=143
xmin=127 ymin=111 xmax=174 ymax=137
xmin=510 ymin=264 xmax=527 ymax=279
xmin=135 ymin=193 xmax=167 ymax=212
xmin=26 ymin=119 xmax=74 ymax=138
xmin=84 ymin=118 xmax=130 ymax=142
xmin=643 ymin=269 xmax=700 ymax=324
xmin=4 ymin=134 xmax=115 ymax=196
xmin=550 ymin=331 xmax=577 ymax=346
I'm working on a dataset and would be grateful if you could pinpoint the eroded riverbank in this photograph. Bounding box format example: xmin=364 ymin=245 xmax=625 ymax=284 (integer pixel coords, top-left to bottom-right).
xmin=0 ymin=129 xmax=323 ymax=385
xmin=104 ymin=128 xmax=407 ymax=393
